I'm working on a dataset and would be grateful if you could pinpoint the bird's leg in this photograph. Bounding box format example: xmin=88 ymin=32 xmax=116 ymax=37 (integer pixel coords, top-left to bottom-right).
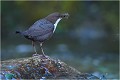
xmin=32 ymin=41 xmax=37 ymax=54
xmin=39 ymin=43 xmax=46 ymax=57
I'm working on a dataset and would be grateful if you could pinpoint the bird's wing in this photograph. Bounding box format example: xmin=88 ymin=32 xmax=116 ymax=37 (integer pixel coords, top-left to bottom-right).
xmin=28 ymin=24 xmax=54 ymax=37
xmin=23 ymin=19 xmax=54 ymax=39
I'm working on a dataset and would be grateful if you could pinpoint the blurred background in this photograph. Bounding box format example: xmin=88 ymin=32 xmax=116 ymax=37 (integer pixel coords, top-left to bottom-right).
xmin=1 ymin=1 xmax=119 ymax=79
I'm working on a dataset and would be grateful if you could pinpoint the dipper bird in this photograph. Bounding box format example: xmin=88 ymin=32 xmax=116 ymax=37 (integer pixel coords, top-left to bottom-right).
xmin=16 ymin=12 xmax=69 ymax=57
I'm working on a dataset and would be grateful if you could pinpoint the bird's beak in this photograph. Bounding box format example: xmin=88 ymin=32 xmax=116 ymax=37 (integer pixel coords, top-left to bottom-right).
xmin=60 ymin=13 xmax=69 ymax=19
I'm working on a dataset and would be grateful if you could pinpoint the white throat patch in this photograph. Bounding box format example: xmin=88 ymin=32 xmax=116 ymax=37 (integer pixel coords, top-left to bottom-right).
xmin=53 ymin=18 xmax=62 ymax=32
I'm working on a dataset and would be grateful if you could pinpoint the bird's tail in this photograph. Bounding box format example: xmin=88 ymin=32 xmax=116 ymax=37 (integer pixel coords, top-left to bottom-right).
xmin=16 ymin=31 xmax=22 ymax=34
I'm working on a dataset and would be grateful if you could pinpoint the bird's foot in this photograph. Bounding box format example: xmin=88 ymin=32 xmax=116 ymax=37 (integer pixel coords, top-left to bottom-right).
xmin=32 ymin=53 xmax=48 ymax=59
xmin=32 ymin=53 xmax=40 ymax=57
xmin=40 ymin=54 xmax=49 ymax=59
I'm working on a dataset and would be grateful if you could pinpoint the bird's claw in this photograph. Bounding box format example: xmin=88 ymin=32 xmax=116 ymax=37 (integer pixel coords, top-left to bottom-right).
xmin=32 ymin=53 xmax=48 ymax=59
xmin=32 ymin=53 xmax=40 ymax=57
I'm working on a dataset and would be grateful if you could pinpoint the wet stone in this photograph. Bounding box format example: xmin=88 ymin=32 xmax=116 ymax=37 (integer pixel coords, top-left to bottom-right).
xmin=1 ymin=55 xmax=100 ymax=79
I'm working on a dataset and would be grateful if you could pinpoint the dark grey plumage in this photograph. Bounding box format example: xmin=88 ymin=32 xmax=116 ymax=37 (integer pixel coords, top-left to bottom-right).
xmin=22 ymin=19 xmax=54 ymax=42
xmin=16 ymin=12 xmax=69 ymax=56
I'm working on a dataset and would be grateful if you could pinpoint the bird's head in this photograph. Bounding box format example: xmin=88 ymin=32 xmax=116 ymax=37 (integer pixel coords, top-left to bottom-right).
xmin=45 ymin=12 xmax=69 ymax=24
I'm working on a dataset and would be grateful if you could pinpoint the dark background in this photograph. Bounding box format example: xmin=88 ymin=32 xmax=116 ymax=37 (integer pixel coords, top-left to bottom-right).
xmin=1 ymin=1 xmax=119 ymax=79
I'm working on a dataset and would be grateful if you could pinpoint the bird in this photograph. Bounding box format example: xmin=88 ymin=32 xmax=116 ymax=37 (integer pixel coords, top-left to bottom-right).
xmin=16 ymin=12 xmax=69 ymax=57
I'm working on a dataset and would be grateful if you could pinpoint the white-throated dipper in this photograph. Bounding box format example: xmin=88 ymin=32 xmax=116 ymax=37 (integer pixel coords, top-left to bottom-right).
xmin=16 ymin=12 xmax=69 ymax=57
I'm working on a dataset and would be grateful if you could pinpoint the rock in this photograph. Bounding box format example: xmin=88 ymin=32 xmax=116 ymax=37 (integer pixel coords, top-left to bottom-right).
xmin=1 ymin=55 xmax=99 ymax=79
